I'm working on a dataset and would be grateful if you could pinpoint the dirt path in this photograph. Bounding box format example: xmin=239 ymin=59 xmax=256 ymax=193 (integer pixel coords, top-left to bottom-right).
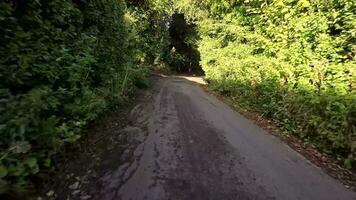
xmin=55 ymin=75 xmax=356 ymax=200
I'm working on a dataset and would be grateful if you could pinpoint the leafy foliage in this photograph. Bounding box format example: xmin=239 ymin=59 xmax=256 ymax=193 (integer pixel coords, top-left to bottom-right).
xmin=1 ymin=0 xmax=355 ymax=192
xmin=192 ymin=0 xmax=356 ymax=167
xmin=0 ymin=0 xmax=151 ymax=189
xmin=164 ymin=13 xmax=201 ymax=73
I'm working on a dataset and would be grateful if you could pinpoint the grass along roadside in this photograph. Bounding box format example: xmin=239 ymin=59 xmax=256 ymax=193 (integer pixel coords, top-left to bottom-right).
xmin=198 ymin=81 xmax=356 ymax=192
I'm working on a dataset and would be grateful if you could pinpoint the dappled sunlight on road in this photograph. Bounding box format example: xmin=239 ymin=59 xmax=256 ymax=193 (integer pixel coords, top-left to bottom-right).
xmin=179 ymin=76 xmax=207 ymax=85
xmin=153 ymin=73 xmax=207 ymax=85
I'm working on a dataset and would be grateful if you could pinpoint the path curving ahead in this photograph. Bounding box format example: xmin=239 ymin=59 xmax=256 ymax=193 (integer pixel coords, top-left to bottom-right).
xmin=95 ymin=76 xmax=355 ymax=200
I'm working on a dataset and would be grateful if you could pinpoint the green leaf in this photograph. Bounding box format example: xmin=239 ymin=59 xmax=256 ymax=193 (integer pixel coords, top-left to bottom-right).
xmin=344 ymin=157 xmax=353 ymax=169
xmin=24 ymin=157 xmax=39 ymax=174
xmin=23 ymin=157 xmax=37 ymax=169
xmin=43 ymin=158 xmax=51 ymax=168
xmin=8 ymin=163 xmax=25 ymax=176
xmin=0 ymin=165 xmax=8 ymax=178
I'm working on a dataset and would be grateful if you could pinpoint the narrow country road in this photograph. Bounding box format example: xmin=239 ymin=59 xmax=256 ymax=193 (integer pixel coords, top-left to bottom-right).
xmin=94 ymin=75 xmax=355 ymax=200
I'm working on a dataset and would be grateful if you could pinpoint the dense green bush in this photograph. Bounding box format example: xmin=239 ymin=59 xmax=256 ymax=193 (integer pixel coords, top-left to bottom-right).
xmin=194 ymin=0 xmax=355 ymax=167
xmin=0 ymin=0 xmax=150 ymax=189
xmin=125 ymin=1 xmax=171 ymax=65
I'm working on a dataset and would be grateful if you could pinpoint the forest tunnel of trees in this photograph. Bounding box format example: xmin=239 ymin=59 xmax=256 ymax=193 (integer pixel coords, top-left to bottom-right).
xmin=167 ymin=13 xmax=202 ymax=73
xmin=0 ymin=0 xmax=355 ymax=194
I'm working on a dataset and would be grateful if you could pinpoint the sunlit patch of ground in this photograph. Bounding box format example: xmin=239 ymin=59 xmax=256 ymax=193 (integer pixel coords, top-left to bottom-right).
xmin=179 ymin=76 xmax=206 ymax=85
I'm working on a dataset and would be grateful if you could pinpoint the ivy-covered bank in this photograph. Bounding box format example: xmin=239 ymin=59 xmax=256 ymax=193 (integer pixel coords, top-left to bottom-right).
xmin=0 ymin=0 xmax=172 ymax=190
xmin=179 ymin=0 xmax=356 ymax=168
